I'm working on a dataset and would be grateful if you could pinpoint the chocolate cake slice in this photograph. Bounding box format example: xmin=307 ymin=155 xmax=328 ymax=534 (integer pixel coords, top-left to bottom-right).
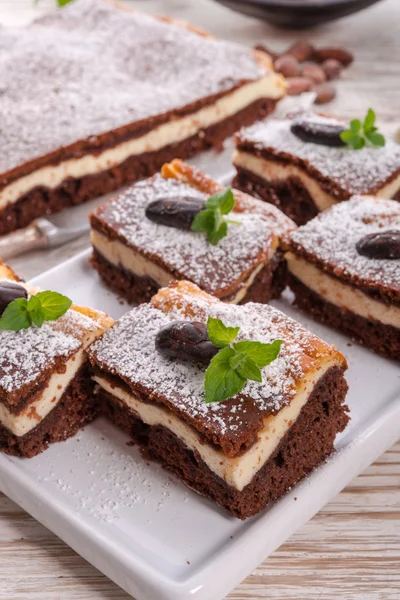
xmin=285 ymin=196 xmax=400 ymax=359
xmin=90 ymin=159 xmax=295 ymax=305
xmin=0 ymin=0 xmax=285 ymax=236
xmin=0 ymin=261 xmax=113 ymax=457
xmin=88 ymin=280 xmax=349 ymax=520
xmin=233 ymin=112 xmax=400 ymax=225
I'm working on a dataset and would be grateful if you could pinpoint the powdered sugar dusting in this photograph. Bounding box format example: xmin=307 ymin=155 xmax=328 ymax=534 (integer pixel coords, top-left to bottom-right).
xmin=95 ymin=174 xmax=275 ymax=295
xmin=0 ymin=0 xmax=267 ymax=176
xmin=237 ymin=112 xmax=400 ymax=195
xmin=289 ymin=196 xmax=400 ymax=294
xmin=0 ymin=306 xmax=100 ymax=397
xmin=88 ymin=298 xmax=329 ymax=449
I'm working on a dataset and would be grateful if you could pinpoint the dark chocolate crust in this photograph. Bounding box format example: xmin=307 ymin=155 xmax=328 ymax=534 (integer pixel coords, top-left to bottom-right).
xmin=90 ymin=247 xmax=287 ymax=306
xmin=0 ymin=365 xmax=99 ymax=458
xmin=100 ymin=365 xmax=349 ymax=520
xmin=0 ymin=98 xmax=277 ymax=236
xmin=233 ymin=167 xmax=320 ymax=226
xmin=288 ymin=273 xmax=400 ymax=360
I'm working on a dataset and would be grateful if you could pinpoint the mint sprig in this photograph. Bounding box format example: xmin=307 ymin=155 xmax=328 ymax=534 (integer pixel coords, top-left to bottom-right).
xmin=340 ymin=109 xmax=386 ymax=150
xmin=0 ymin=291 xmax=72 ymax=331
xmin=191 ymin=188 xmax=240 ymax=245
xmin=204 ymin=317 xmax=282 ymax=404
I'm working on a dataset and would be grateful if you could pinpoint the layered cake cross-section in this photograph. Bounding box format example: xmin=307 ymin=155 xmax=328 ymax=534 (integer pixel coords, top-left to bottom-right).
xmin=285 ymin=196 xmax=400 ymax=359
xmin=90 ymin=160 xmax=295 ymax=305
xmin=88 ymin=280 xmax=349 ymax=519
xmin=233 ymin=111 xmax=400 ymax=225
xmin=0 ymin=261 xmax=113 ymax=457
xmin=0 ymin=0 xmax=285 ymax=235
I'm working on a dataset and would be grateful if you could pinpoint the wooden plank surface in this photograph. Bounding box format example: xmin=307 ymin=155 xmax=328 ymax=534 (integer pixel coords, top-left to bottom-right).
xmin=0 ymin=0 xmax=399 ymax=599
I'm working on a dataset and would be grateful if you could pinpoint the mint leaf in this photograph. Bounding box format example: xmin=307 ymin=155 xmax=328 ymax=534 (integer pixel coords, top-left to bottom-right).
xmin=0 ymin=298 xmax=31 ymax=331
xmin=57 ymin=0 xmax=74 ymax=6
xmin=233 ymin=339 xmax=282 ymax=367
xmin=229 ymin=351 xmax=246 ymax=371
xmin=205 ymin=346 xmax=246 ymax=403
xmin=191 ymin=188 xmax=239 ymax=245
xmin=35 ymin=291 xmax=72 ymax=320
xmin=206 ymin=189 xmax=235 ymax=215
xmin=208 ymin=221 xmax=227 ymax=245
xmin=363 ymin=108 xmax=376 ymax=133
xmin=365 ymin=131 xmax=385 ymax=147
xmin=27 ymin=295 xmax=45 ymax=328
xmin=341 ymin=110 xmax=385 ymax=150
xmin=350 ymin=119 xmax=361 ymax=133
xmin=191 ymin=209 xmax=217 ymax=233
xmin=207 ymin=317 xmax=240 ymax=348
xmin=236 ymin=356 xmax=262 ymax=382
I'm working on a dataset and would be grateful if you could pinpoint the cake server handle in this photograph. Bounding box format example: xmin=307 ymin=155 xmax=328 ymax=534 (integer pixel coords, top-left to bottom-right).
xmin=0 ymin=221 xmax=49 ymax=260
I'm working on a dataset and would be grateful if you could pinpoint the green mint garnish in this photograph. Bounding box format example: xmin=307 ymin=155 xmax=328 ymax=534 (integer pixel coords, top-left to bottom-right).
xmin=0 ymin=291 xmax=72 ymax=331
xmin=191 ymin=188 xmax=240 ymax=245
xmin=204 ymin=317 xmax=282 ymax=404
xmin=340 ymin=108 xmax=386 ymax=150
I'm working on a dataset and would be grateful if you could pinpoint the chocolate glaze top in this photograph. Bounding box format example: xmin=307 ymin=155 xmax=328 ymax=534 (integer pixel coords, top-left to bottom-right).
xmin=91 ymin=173 xmax=292 ymax=297
xmin=0 ymin=0 xmax=272 ymax=181
xmin=236 ymin=112 xmax=400 ymax=197
xmin=88 ymin=281 xmax=345 ymax=457
xmin=287 ymin=196 xmax=400 ymax=303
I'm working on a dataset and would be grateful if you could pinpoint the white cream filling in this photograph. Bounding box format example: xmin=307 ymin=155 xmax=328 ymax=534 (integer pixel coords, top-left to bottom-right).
xmin=286 ymin=252 xmax=400 ymax=329
xmin=0 ymin=350 xmax=85 ymax=437
xmin=91 ymin=229 xmax=269 ymax=304
xmin=233 ymin=151 xmax=400 ymax=212
xmin=0 ymin=76 xmax=284 ymax=210
xmin=94 ymin=359 xmax=337 ymax=491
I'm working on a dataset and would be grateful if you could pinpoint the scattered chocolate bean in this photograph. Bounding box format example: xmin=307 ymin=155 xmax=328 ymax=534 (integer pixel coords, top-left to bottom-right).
xmin=286 ymin=40 xmax=314 ymax=62
xmin=0 ymin=281 xmax=27 ymax=316
xmin=145 ymin=196 xmax=205 ymax=230
xmin=356 ymin=230 xmax=400 ymax=260
xmin=314 ymin=47 xmax=354 ymax=67
xmin=291 ymin=117 xmax=346 ymax=147
xmin=321 ymin=58 xmax=342 ymax=80
xmin=301 ymin=63 xmax=326 ymax=84
xmin=313 ymin=82 xmax=336 ymax=104
xmin=274 ymin=54 xmax=301 ymax=78
xmin=286 ymin=76 xmax=313 ymax=96
xmin=155 ymin=321 xmax=219 ymax=363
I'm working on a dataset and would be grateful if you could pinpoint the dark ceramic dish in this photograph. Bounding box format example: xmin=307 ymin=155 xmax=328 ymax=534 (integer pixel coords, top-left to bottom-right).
xmin=215 ymin=0 xmax=384 ymax=28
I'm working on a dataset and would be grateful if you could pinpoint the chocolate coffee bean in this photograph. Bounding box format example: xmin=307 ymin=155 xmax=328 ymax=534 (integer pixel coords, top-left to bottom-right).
xmin=286 ymin=41 xmax=314 ymax=62
xmin=322 ymin=59 xmax=342 ymax=80
xmin=274 ymin=55 xmax=301 ymax=78
xmin=0 ymin=281 xmax=28 ymax=316
xmin=291 ymin=118 xmax=346 ymax=147
xmin=156 ymin=321 xmax=219 ymax=363
xmin=145 ymin=196 xmax=205 ymax=230
xmin=313 ymin=82 xmax=337 ymax=104
xmin=356 ymin=230 xmax=400 ymax=259
xmin=314 ymin=47 xmax=354 ymax=67
xmin=286 ymin=76 xmax=313 ymax=96
xmin=301 ymin=63 xmax=326 ymax=84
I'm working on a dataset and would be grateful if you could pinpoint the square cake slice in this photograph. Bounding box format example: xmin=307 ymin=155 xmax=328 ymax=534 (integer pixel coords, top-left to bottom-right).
xmin=0 ymin=261 xmax=113 ymax=457
xmin=88 ymin=280 xmax=349 ymax=519
xmin=285 ymin=196 xmax=400 ymax=359
xmin=0 ymin=0 xmax=285 ymax=235
xmin=233 ymin=111 xmax=400 ymax=225
xmin=90 ymin=159 xmax=295 ymax=305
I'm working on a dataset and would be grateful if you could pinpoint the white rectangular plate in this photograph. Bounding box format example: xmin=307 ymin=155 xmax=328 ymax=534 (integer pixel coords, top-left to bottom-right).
xmin=1 ymin=253 xmax=399 ymax=600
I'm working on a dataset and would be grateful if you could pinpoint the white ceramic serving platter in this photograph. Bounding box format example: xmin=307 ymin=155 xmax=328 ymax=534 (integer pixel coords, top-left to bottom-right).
xmin=0 ymin=247 xmax=399 ymax=600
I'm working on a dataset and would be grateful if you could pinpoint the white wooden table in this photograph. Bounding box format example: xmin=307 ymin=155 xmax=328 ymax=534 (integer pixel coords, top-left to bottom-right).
xmin=0 ymin=1 xmax=399 ymax=599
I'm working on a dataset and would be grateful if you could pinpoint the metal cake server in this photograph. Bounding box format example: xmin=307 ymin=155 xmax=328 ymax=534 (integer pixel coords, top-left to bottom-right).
xmin=0 ymin=218 xmax=89 ymax=261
